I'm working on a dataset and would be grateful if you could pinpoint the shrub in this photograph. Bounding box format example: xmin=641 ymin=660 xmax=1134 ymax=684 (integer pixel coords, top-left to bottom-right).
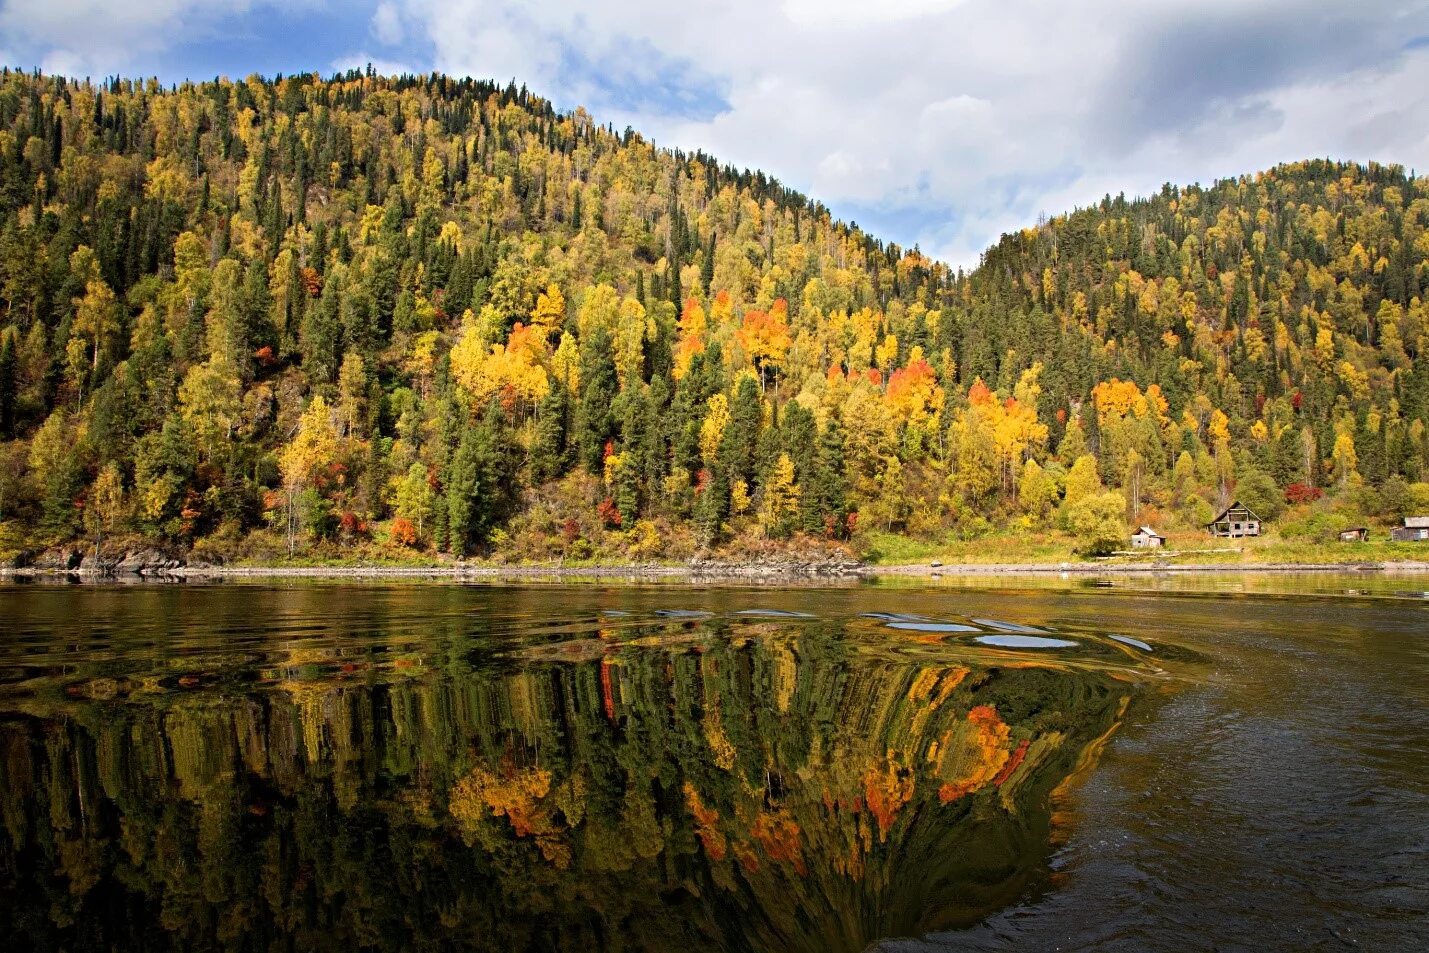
xmin=1065 ymin=491 xmax=1126 ymax=556
xmin=390 ymin=517 xmax=418 ymax=546
xmin=622 ymin=520 xmax=663 ymax=560
xmin=1279 ymin=508 xmax=1354 ymax=541
xmin=954 ymin=513 xmax=993 ymax=541
xmin=337 ymin=510 xmax=368 ymax=539
xmin=597 ymin=497 xmax=622 ymax=528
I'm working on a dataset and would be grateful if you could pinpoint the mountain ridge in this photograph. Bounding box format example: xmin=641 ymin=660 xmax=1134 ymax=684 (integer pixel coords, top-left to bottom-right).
xmin=0 ymin=68 xmax=1425 ymax=565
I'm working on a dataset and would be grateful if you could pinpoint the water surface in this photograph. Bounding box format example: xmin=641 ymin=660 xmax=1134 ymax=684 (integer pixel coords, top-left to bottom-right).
xmin=0 ymin=578 xmax=1425 ymax=952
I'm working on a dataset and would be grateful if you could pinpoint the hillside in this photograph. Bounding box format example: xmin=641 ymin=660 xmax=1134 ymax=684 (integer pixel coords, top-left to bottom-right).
xmin=0 ymin=68 xmax=1425 ymax=566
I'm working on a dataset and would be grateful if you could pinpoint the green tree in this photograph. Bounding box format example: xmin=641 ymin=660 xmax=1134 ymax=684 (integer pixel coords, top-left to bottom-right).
xmin=0 ymin=328 xmax=16 ymax=437
xmin=280 ymin=397 xmax=339 ymax=555
xmin=1171 ymin=451 xmax=1197 ymax=508
xmin=177 ymin=360 xmax=242 ymax=463
xmin=394 ymin=462 xmax=435 ymax=543
xmin=719 ymin=376 xmax=761 ymax=489
xmin=1235 ymin=467 xmax=1283 ymax=522
xmin=759 ymin=453 xmax=800 ymax=537
xmin=1332 ymin=431 xmax=1359 ymax=489
xmin=69 ymin=246 xmax=120 ymax=374
xmin=28 ymin=411 xmax=83 ymax=537
xmin=301 ymin=269 xmax=345 ymax=384
xmin=1062 ymin=454 xmax=1102 ymax=508
xmin=531 ymin=383 xmax=569 ymax=483
xmin=1018 ymin=458 xmax=1058 ymax=523
xmin=133 ymin=415 xmax=197 ymax=537
xmin=1065 ymin=491 xmax=1125 ymax=556
xmin=574 ymin=326 xmax=617 ymax=472
xmin=84 ymin=463 xmax=127 ymax=552
xmin=805 ymin=419 xmax=848 ymax=536
xmin=445 ymin=409 xmax=514 ymax=556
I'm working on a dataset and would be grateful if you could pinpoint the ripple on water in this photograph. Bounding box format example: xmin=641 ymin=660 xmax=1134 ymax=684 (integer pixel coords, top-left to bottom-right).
xmin=885 ymin=621 xmax=982 ymax=633
xmin=974 ymin=634 xmax=1080 ymax=649
xmin=972 ymin=618 xmax=1051 ymax=634
xmin=735 ymin=609 xmax=817 ymax=618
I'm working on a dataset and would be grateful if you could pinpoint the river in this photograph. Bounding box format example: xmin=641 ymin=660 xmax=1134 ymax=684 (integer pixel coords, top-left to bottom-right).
xmin=1 ymin=576 xmax=1425 ymax=951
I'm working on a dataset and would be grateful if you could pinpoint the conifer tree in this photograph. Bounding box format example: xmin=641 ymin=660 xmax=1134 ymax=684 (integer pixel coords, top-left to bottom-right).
xmin=0 ymin=330 xmax=16 ymax=438
xmin=574 ymin=326 xmax=617 ymax=472
xmin=807 ymin=419 xmax=848 ymax=536
xmin=531 ymin=384 xmax=569 ymax=483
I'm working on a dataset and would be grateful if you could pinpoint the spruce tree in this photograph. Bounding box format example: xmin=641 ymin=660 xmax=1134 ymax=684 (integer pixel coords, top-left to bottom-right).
xmin=782 ymin=400 xmax=817 ymax=526
xmin=444 ymin=407 xmax=512 ymax=556
xmin=720 ymin=376 xmax=761 ymax=488
xmin=301 ymin=270 xmax=344 ymax=383
xmin=574 ymin=326 xmax=617 ymax=472
xmin=0 ymin=331 xmax=16 ymax=438
xmin=531 ymin=384 xmax=569 ymax=484
xmin=807 ymin=419 xmax=848 ymax=536
xmin=444 ymin=424 xmax=481 ymax=556
xmin=700 ymin=232 xmax=715 ymax=293
xmin=695 ymin=465 xmax=729 ymax=547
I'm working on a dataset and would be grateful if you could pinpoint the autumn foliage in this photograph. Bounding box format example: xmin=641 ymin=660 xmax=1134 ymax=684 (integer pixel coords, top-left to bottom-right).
xmin=0 ymin=69 xmax=1424 ymax=562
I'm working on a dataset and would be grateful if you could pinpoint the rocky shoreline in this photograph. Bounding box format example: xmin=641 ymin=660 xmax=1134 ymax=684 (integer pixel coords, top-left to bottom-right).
xmin=3 ymin=546 xmax=194 ymax=576
xmin=0 ymin=546 xmax=868 ymax=580
xmin=3 ymin=545 xmax=1429 ymax=580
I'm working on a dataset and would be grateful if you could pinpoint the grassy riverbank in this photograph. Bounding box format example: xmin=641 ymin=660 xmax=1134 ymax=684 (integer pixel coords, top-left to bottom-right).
xmin=857 ymin=529 xmax=1429 ymax=570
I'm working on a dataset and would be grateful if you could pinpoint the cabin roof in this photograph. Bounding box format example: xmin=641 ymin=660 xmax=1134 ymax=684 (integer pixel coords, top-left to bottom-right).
xmin=1133 ymin=526 xmax=1164 ymax=538
xmin=1207 ymin=500 xmax=1262 ymax=525
xmin=1405 ymin=516 xmax=1429 ymax=529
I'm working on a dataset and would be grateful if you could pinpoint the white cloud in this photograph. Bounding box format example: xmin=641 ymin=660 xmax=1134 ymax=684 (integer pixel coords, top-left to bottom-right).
xmin=370 ymin=1 xmax=403 ymax=46
xmin=0 ymin=0 xmax=322 ymax=77
xmin=38 ymin=48 xmax=87 ymax=78
xmin=1 ymin=0 xmax=206 ymax=72
xmin=390 ymin=0 xmax=1429 ymax=268
xmin=9 ymin=1 xmax=198 ymax=74
xmin=780 ymin=0 xmax=969 ymax=27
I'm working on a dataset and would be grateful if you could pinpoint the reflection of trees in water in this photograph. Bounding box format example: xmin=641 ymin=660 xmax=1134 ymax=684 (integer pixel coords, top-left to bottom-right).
xmin=0 ymin=625 xmax=1130 ymax=952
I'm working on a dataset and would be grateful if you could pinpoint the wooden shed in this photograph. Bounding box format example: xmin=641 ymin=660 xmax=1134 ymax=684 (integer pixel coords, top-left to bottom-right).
xmin=1390 ymin=517 xmax=1429 ymax=543
xmin=1130 ymin=526 xmax=1165 ymax=548
xmin=1337 ymin=527 xmax=1369 ymax=543
xmin=1207 ymin=501 xmax=1262 ymax=538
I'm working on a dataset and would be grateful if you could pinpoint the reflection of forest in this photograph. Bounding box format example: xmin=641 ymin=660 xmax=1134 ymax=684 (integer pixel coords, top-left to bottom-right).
xmin=0 ymin=623 xmax=1130 ymax=952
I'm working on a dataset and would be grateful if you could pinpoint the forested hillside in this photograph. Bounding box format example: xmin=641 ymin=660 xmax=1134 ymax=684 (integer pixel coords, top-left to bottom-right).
xmin=0 ymin=68 xmax=1426 ymax=564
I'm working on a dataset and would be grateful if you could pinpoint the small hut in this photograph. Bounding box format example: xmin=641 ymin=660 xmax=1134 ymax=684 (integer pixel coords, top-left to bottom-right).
xmin=1207 ymin=501 xmax=1262 ymax=538
xmin=1337 ymin=527 xmax=1369 ymax=543
xmin=1130 ymin=526 xmax=1165 ymax=548
xmin=1390 ymin=516 xmax=1429 ymax=543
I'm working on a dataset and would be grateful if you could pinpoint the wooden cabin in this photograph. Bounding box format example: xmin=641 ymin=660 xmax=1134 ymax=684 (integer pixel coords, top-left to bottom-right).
xmin=1207 ymin=501 xmax=1262 ymax=538
xmin=1130 ymin=526 xmax=1165 ymax=548
xmin=1390 ymin=516 xmax=1429 ymax=543
xmin=1337 ymin=527 xmax=1369 ymax=543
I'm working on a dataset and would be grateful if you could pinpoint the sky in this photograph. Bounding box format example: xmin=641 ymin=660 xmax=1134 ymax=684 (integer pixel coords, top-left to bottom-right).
xmin=3 ymin=0 xmax=1429 ymax=269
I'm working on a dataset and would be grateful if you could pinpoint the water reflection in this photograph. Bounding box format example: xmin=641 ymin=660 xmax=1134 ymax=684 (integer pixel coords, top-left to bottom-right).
xmin=0 ymin=591 xmax=1145 ymax=953
xmin=973 ymin=635 xmax=1079 ymax=649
